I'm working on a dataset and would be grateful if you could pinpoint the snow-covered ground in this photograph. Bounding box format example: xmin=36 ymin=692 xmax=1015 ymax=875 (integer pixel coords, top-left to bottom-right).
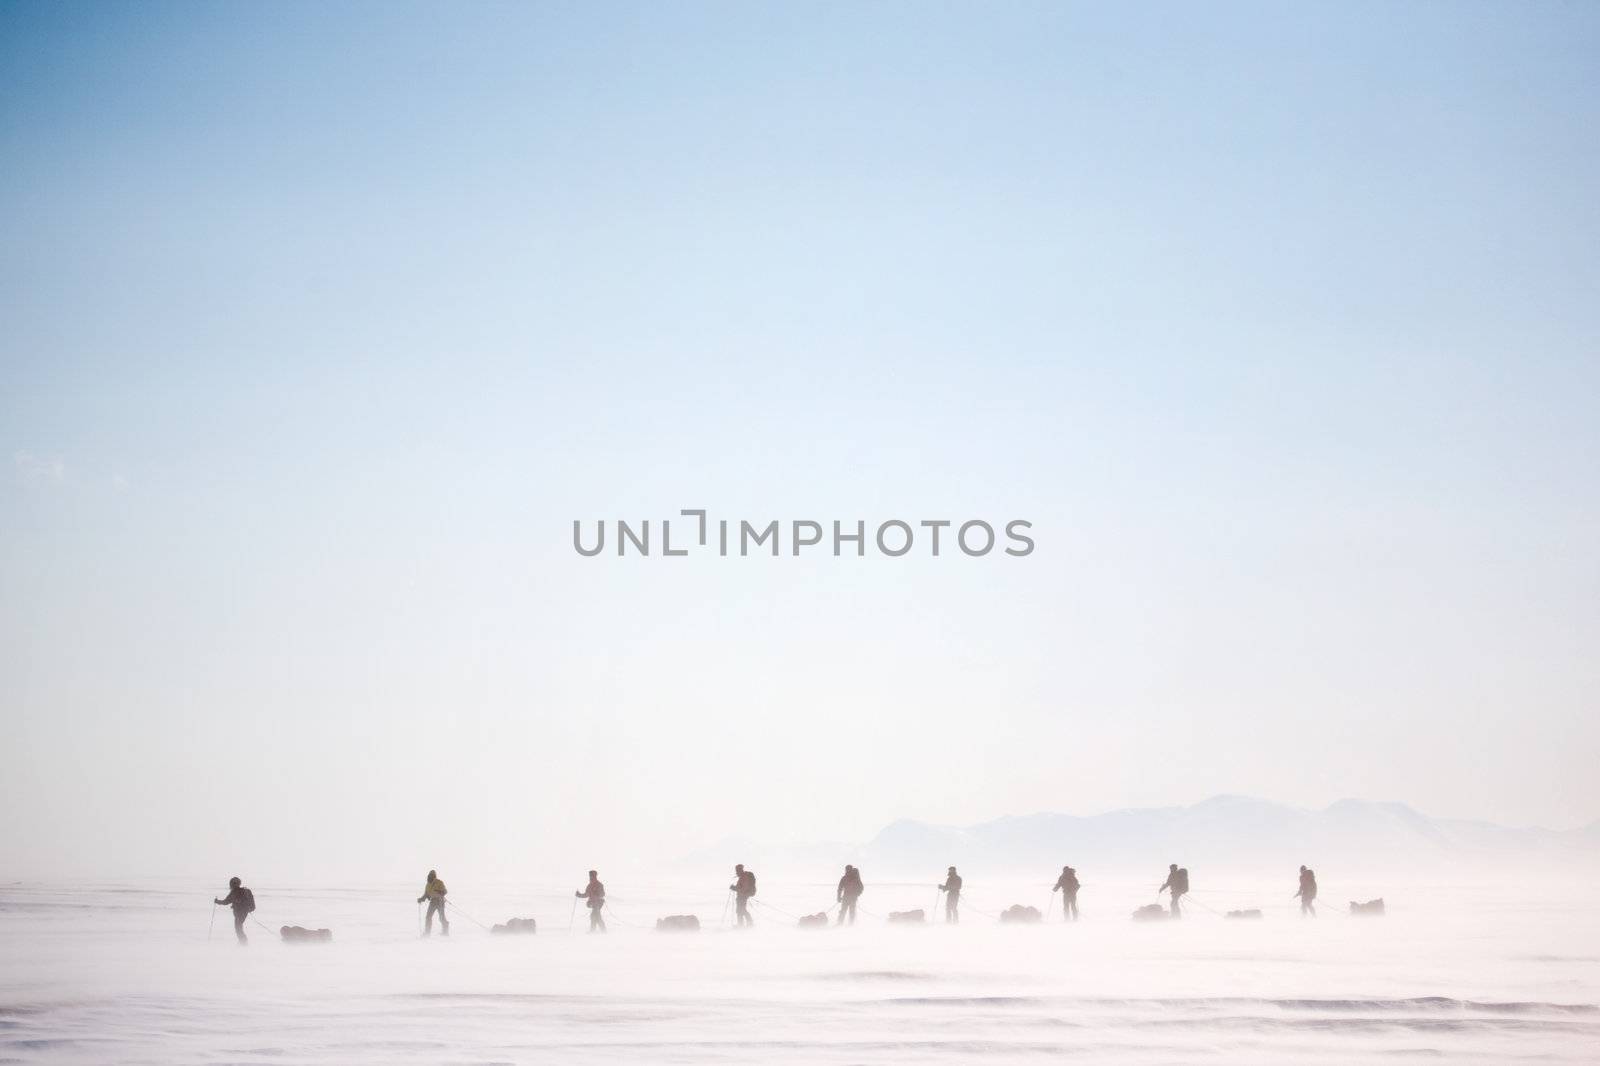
xmin=2 ymin=875 xmax=1596 ymax=1063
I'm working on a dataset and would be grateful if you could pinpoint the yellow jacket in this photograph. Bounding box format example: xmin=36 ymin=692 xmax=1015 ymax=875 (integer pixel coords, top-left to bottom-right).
xmin=424 ymin=879 xmax=447 ymax=900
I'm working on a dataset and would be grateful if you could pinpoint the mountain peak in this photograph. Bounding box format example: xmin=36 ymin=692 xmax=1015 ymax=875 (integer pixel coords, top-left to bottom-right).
xmin=848 ymin=796 xmax=1598 ymax=874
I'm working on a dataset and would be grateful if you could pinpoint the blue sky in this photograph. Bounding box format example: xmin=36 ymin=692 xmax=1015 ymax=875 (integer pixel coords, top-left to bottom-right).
xmin=2 ymin=2 xmax=1597 ymax=877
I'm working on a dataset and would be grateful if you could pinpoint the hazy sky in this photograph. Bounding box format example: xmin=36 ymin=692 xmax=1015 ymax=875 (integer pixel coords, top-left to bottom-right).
xmin=3 ymin=1 xmax=1597 ymax=879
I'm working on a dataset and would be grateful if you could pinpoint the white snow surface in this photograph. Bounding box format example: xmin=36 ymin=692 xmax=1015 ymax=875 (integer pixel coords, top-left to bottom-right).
xmin=2 ymin=875 xmax=1596 ymax=1063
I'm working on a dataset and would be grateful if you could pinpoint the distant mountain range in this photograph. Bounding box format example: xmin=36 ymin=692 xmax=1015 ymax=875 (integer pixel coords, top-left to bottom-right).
xmin=681 ymin=795 xmax=1599 ymax=876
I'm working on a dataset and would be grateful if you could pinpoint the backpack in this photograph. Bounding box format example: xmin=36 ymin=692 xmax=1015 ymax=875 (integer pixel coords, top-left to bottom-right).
xmin=240 ymin=887 xmax=256 ymax=914
xmin=1175 ymin=869 xmax=1190 ymax=893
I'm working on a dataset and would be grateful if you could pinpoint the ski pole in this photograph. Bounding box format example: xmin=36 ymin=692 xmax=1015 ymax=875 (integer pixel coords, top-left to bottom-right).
xmin=208 ymin=902 xmax=217 ymax=941
xmin=567 ymin=896 xmax=578 ymax=933
xmin=417 ymin=899 xmax=423 ymax=936
xmin=719 ymin=889 xmax=732 ymax=927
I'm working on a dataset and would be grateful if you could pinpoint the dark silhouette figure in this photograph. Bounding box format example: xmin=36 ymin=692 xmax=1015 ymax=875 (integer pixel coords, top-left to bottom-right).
xmin=836 ymin=865 xmax=863 ymax=925
xmin=729 ymin=864 xmax=757 ymax=928
xmin=1052 ymin=865 xmax=1081 ymax=921
xmin=412 ymin=870 xmax=451 ymax=934
xmin=416 ymin=869 xmax=449 ymax=936
xmin=576 ymin=870 xmax=606 ymax=933
xmin=1158 ymin=864 xmax=1189 ymax=918
xmin=1296 ymin=865 xmax=1318 ymax=917
xmin=213 ymin=876 xmax=255 ymax=945
xmin=938 ymin=866 xmax=963 ymax=923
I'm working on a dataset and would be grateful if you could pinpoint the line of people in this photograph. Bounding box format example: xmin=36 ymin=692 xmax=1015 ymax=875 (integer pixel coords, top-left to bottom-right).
xmin=208 ymin=862 xmax=1320 ymax=943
